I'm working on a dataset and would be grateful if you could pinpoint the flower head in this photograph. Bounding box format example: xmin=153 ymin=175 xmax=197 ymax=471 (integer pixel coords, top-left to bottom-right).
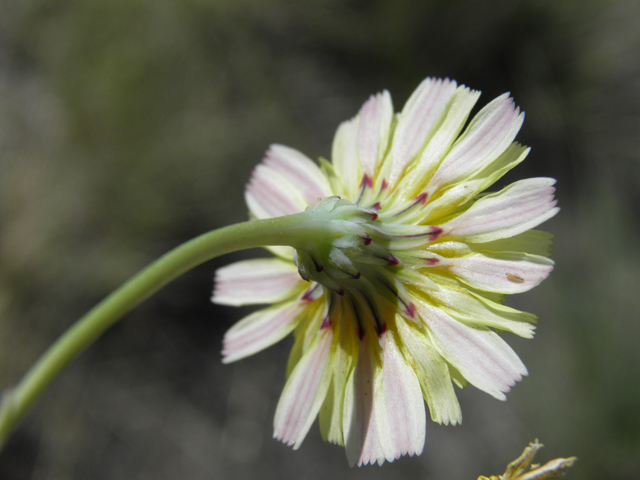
xmin=212 ymin=78 xmax=559 ymax=466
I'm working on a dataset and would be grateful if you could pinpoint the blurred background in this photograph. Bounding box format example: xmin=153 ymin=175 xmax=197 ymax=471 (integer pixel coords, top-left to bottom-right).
xmin=1 ymin=0 xmax=639 ymax=479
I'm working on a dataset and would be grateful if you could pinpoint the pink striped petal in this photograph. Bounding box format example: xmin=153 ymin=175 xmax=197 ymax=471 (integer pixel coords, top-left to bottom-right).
xmin=444 ymin=178 xmax=559 ymax=242
xmin=222 ymin=301 xmax=307 ymax=363
xmin=357 ymin=406 xmax=384 ymax=466
xmin=389 ymin=78 xmax=458 ymax=184
xmin=428 ymin=93 xmax=524 ymax=190
xmin=417 ymin=301 xmax=527 ymax=400
xmin=245 ymin=164 xmax=308 ymax=219
xmin=374 ymin=332 xmax=425 ymax=462
xmin=263 ymin=144 xmax=332 ymax=204
xmin=332 ymin=117 xmax=362 ymax=199
xmin=395 ymin=86 xmax=481 ymax=198
xmin=212 ymin=258 xmax=303 ymax=306
xmin=448 ymin=252 xmax=554 ymax=294
xmin=357 ymin=91 xmax=393 ymax=176
xmin=343 ymin=341 xmax=386 ymax=467
xmin=274 ymin=329 xmax=334 ymax=449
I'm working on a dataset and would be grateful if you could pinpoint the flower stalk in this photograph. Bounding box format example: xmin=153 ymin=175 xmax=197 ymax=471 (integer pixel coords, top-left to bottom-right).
xmin=0 ymin=213 xmax=320 ymax=448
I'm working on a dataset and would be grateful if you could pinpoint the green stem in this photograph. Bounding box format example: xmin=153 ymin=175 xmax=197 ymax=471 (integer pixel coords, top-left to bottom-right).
xmin=0 ymin=213 xmax=310 ymax=448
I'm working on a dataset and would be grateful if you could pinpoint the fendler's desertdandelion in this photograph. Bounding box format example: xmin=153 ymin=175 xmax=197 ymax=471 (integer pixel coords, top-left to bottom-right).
xmin=0 ymin=77 xmax=562 ymax=471
xmin=212 ymin=77 xmax=559 ymax=466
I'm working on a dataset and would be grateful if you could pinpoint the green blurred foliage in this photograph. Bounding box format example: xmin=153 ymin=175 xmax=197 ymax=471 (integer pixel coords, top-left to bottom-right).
xmin=0 ymin=0 xmax=639 ymax=479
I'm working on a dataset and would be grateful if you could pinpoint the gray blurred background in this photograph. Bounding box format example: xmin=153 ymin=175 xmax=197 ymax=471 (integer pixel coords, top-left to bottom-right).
xmin=0 ymin=1 xmax=638 ymax=479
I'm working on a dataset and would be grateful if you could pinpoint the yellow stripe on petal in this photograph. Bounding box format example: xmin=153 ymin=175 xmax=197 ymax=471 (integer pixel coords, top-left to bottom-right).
xmin=318 ymin=296 xmax=359 ymax=446
xmin=424 ymin=285 xmax=537 ymax=338
xmin=468 ymin=230 xmax=556 ymax=258
xmin=395 ymin=316 xmax=461 ymax=425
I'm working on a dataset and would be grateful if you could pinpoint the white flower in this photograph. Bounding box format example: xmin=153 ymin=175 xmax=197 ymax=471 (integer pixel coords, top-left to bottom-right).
xmin=212 ymin=78 xmax=559 ymax=466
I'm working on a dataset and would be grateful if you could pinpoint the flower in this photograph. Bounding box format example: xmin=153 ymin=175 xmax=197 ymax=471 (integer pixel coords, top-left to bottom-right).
xmin=212 ymin=77 xmax=559 ymax=466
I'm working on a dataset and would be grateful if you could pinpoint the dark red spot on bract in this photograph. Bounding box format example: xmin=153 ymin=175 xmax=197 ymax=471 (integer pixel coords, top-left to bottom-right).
xmin=376 ymin=322 xmax=387 ymax=337
xmin=415 ymin=192 xmax=428 ymax=205
xmin=429 ymin=227 xmax=443 ymax=240
xmin=424 ymin=257 xmax=440 ymax=266
xmin=320 ymin=317 xmax=332 ymax=330
xmin=404 ymin=302 xmax=416 ymax=318
xmin=381 ymin=179 xmax=389 ymax=190
xmin=393 ymin=193 xmax=430 ymax=218
xmin=360 ymin=174 xmax=373 ymax=188
xmin=363 ymin=235 xmax=372 ymax=246
xmin=298 ymin=271 xmax=311 ymax=282
xmin=312 ymin=259 xmax=323 ymax=273
xmin=388 ymin=254 xmax=400 ymax=266
xmin=369 ymin=202 xmax=382 ymax=211
xmin=301 ymin=284 xmax=321 ymax=301
xmin=344 ymin=269 xmax=361 ymax=280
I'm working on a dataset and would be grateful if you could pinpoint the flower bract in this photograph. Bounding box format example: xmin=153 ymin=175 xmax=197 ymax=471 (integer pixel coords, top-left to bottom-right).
xmin=212 ymin=77 xmax=559 ymax=466
xmin=478 ymin=440 xmax=577 ymax=480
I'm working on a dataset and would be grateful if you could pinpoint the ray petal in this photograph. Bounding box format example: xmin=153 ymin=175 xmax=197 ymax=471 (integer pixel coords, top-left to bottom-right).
xmin=222 ymin=301 xmax=307 ymax=363
xmin=417 ymin=301 xmax=528 ymax=400
xmin=428 ymin=93 xmax=524 ymax=191
xmin=332 ymin=117 xmax=363 ymax=200
xmin=389 ymin=78 xmax=458 ymax=185
xmin=274 ymin=329 xmax=334 ymax=449
xmin=245 ymin=164 xmax=309 ymax=219
xmin=213 ymin=258 xmax=303 ymax=306
xmin=447 ymin=252 xmax=555 ymax=294
xmin=357 ymin=91 xmax=393 ymax=176
xmin=374 ymin=331 xmax=426 ymax=462
xmin=264 ymin=144 xmax=333 ymax=204
xmin=343 ymin=341 xmax=386 ymax=466
xmin=443 ymin=178 xmax=559 ymax=242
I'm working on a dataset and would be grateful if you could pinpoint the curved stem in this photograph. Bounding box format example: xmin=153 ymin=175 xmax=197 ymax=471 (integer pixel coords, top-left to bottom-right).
xmin=0 ymin=213 xmax=309 ymax=448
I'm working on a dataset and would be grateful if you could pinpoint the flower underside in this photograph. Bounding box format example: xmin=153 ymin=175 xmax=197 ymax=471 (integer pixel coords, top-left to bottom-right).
xmin=212 ymin=77 xmax=559 ymax=466
xmin=293 ymin=195 xmax=445 ymax=337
